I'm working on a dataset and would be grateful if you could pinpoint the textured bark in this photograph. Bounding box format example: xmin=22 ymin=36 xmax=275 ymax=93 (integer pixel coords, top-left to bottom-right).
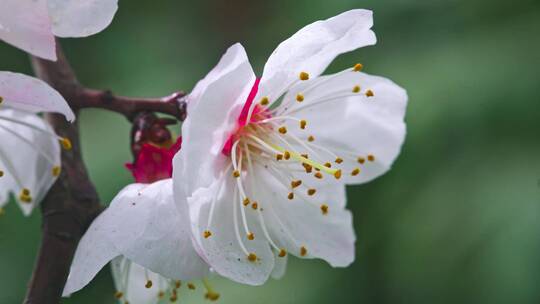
xmin=23 ymin=40 xmax=186 ymax=304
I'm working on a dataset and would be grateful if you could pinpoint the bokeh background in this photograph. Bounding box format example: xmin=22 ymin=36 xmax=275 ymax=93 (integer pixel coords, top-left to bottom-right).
xmin=1 ymin=0 xmax=539 ymax=303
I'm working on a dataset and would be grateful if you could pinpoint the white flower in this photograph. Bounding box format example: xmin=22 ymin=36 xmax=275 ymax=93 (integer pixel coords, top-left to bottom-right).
xmin=173 ymin=9 xmax=408 ymax=285
xmin=0 ymin=0 xmax=119 ymax=60
xmin=0 ymin=71 xmax=74 ymax=215
xmin=63 ymin=179 xmax=211 ymax=302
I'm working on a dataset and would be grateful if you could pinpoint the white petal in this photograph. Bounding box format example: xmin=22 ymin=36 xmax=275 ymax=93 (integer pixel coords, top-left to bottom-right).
xmin=258 ymin=9 xmax=376 ymax=101
xmin=110 ymin=257 xmax=170 ymax=304
xmin=0 ymin=72 xmax=75 ymax=121
xmin=48 ymin=0 xmax=119 ymax=37
xmin=186 ymin=176 xmax=275 ymax=285
xmin=284 ymin=71 xmax=407 ymax=184
xmin=174 ymin=43 xmax=255 ymax=195
xmin=113 ymin=180 xmax=209 ymax=280
xmin=64 ymin=180 xmax=209 ymax=296
xmin=0 ymin=0 xmax=56 ymax=60
xmin=253 ymin=164 xmax=355 ymax=267
xmin=0 ymin=109 xmax=61 ymax=216
xmin=63 ymin=211 xmax=120 ymax=296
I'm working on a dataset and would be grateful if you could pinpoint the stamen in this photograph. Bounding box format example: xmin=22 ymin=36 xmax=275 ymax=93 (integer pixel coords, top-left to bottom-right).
xmin=52 ymin=166 xmax=61 ymax=177
xmin=296 ymin=94 xmax=304 ymax=102
xmin=283 ymin=151 xmax=291 ymax=160
xmin=278 ymin=126 xmax=287 ymax=134
xmin=203 ymin=278 xmax=220 ymax=301
xmin=299 ymin=120 xmax=307 ymax=129
xmin=269 ymin=143 xmax=339 ymax=176
xmin=357 ymin=157 xmax=366 ymax=164
xmin=278 ymin=249 xmax=287 ymax=257
xmin=367 ymin=154 xmax=375 ymax=162
xmin=291 ymin=180 xmax=302 ymax=188
xmin=145 ymin=280 xmax=153 ymax=288
xmin=300 ymin=246 xmax=308 ymax=256
xmin=19 ymin=188 xmax=32 ymax=203
xmin=0 ymin=170 xmax=4 ymax=177
xmin=247 ymin=232 xmax=255 ymax=240
xmin=335 ymin=157 xmax=343 ymax=164
xmin=351 ymin=168 xmax=361 ymax=176
xmin=352 ymin=85 xmax=361 ymax=93
xmin=260 ymin=97 xmax=269 ymax=106
xmin=188 ymin=283 xmax=196 ymax=290
xmin=247 ymin=252 xmax=258 ymax=262
xmin=60 ymin=137 xmax=72 ymax=150
xmin=243 ymin=197 xmax=250 ymax=206
xmin=175 ymin=280 xmax=181 ymax=289
xmin=307 ymin=189 xmax=316 ymax=196
xmin=299 ymin=72 xmax=309 ymax=80
xmin=203 ymin=230 xmax=212 ymax=238
xmin=288 ymin=192 xmax=294 ymax=200
xmin=308 ymin=135 xmax=315 ymax=142
xmin=353 ymin=63 xmax=363 ymax=71
xmin=365 ymin=90 xmax=374 ymax=97
xmin=276 ymin=154 xmax=283 ymax=161
xmin=251 ymin=202 xmax=258 ymax=210
xmin=233 ymin=170 xmax=241 ymax=178
xmin=320 ymin=204 xmax=329 ymax=215
xmin=314 ymin=172 xmax=323 ymax=179
xmin=114 ymin=291 xmax=124 ymax=299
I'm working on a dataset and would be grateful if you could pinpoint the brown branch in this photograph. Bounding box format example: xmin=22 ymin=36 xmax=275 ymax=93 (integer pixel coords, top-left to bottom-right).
xmin=23 ymin=39 xmax=188 ymax=303
xmin=79 ymin=89 xmax=187 ymax=121
xmin=24 ymin=44 xmax=102 ymax=304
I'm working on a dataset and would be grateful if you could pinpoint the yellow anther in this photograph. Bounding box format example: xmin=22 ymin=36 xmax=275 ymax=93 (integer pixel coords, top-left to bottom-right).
xmin=260 ymin=97 xmax=270 ymax=106
xmin=205 ymin=292 xmax=220 ymax=301
xmin=351 ymin=168 xmax=361 ymax=176
xmin=187 ymin=283 xmax=196 ymax=290
xmin=251 ymin=202 xmax=258 ymax=210
xmin=203 ymin=230 xmax=212 ymax=238
xmin=114 ymin=291 xmax=124 ymax=299
xmin=302 ymin=163 xmax=313 ymax=173
xmin=288 ymin=192 xmax=294 ymax=200
xmin=276 ymin=154 xmax=283 ymax=161
xmin=60 ymin=137 xmax=72 ymax=150
xmin=353 ymin=63 xmax=363 ymax=71
xmin=145 ymin=280 xmax=153 ymax=288
xmin=365 ymin=89 xmax=374 ymax=97
xmin=324 ymin=162 xmax=332 ymax=168
xmin=0 ymin=96 xmax=3 ymax=104
xmin=0 ymin=170 xmax=4 ymax=177
xmin=158 ymin=291 xmax=165 ymax=298
xmin=243 ymin=197 xmax=251 ymax=206
xmin=278 ymin=248 xmax=287 ymax=257
xmin=299 ymin=71 xmax=309 ymax=80
xmin=367 ymin=154 xmax=375 ymax=162
xmin=300 ymin=120 xmax=307 ymax=129
xmin=320 ymin=204 xmax=329 ymax=215
xmin=352 ymin=85 xmax=361 ymax=93
xmin=52 ymin=166 xmax=61 ymax=177
xmin=175 ymin=280 xmax=181 ymax=289
xmin=232 ymin=170 xmax=240 ymax=178
xmin=283 ymin=151 xmax=291 ymax=160
xmin=278 ymin=126 xmax=287 ymax=134
xmin=291 ymin=180 xmax=302 ymax=188
xmin=301 ymin=153 xmax=309 ymax=159
xmin=247 ymin=232 xmax=255 ymax=240
xmin=334 ymin=170 xmax=342 ymax=179
xmin=357 ymin=157 xmax=366 ymax=164
xmin=307 ymin=135 xmax=315 ymax=142
xmin=335 ymin=157 xmax=343 ymax=164
xmin=22 ymin=188 xmax=30 ymax=196
xmin=247 ymin=253 xmax=258 ymax=262
xmin=314 ymin=172 xmax=323 ymax=179
xmin=19 ymin=188 xmax=32 ymax=203
xmin=296 ymin=94 xmax=304 ymax=102
xmin=300 ymin=246 xmax=308 ymax=256
xmin=307 ymin=189 xmax=316 ymax=196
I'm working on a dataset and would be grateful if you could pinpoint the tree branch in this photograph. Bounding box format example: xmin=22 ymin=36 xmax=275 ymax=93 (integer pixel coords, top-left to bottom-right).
xmin=23 ymin=39 xmax=187 ymax=303
xmin=79 ymin=89 xmax=187 ymax=121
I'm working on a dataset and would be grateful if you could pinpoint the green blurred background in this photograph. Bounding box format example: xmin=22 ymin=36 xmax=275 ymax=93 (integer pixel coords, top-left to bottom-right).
xmin=1 ymin=0 xmax=539 ymax=303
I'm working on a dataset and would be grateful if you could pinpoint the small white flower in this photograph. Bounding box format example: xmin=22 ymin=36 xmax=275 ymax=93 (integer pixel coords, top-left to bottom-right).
xmin=0 ymin=71 xmax=74 ymax=215
xmin=0 ymin=0 xmax=119 ymax=60
xmin=63 ymin=179 xmax=211 ymax=301
xmin=173 ymin=9 xmax=408 ymax=285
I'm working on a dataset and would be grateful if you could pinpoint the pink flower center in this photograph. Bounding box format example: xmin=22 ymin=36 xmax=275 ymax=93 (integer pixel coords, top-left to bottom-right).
xmin=222 ymin=79 xmax=271 ymax=156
